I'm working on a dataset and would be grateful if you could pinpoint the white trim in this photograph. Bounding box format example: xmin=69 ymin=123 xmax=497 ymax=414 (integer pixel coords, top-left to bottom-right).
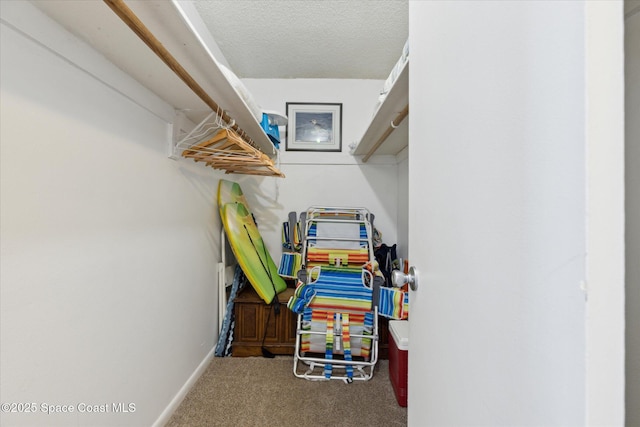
xmin=167 ymin=122 xmax=178 ymax=160
xmin=585 ymin=1 xmax=626 ymax=424
xmin=395 ymin=145 xmax=409 ymax=163
xmin=152 ymin=347 xmax=215 ymax=427
xmin=218 ymin=260 xmax=226 ymax=334
xmin=281 ymin=154 xmax=398 ymax=166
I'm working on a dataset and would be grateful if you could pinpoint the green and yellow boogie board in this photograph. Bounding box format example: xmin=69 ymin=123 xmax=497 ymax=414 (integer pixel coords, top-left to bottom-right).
xmin=217 ymin=179 xmax=251 ymax=218
xmin=218 ymin=180 xmax=286 ymax=304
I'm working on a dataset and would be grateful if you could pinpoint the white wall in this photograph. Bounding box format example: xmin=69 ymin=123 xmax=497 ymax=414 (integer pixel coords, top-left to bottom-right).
xmin=241 ymin=79 xmax=400 ymax=261
xmin=626 ymin=1 xmax=640 ymax=425
xmin=0 ymin=3 xmax=224 ymax=426
xmin=408 ymin=1 xmax=588 ymax=425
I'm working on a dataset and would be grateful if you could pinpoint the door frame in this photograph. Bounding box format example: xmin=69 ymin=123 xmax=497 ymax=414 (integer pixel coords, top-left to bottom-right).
xmin=585 ymin=1 xmax=626 ymax=424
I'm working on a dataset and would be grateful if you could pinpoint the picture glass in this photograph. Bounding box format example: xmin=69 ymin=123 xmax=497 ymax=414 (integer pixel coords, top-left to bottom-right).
xmin=286 ymin=103 xmax=342 ymax=151
xmin=295 ymin=112 xmax=334 ymax=144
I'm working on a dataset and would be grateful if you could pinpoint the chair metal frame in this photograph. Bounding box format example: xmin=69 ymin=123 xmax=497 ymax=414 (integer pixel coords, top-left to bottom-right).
xmin=291 ymin=206 xmax=379 ymax=383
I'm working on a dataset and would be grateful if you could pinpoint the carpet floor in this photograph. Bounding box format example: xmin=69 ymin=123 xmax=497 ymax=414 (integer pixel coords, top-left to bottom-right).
xmin=166 ymin=356 xmax=407 ymax=427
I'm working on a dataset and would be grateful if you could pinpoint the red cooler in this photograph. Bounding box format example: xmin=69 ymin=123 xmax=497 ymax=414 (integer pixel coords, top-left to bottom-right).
xmin=388 ymin=320 xmax=409 ymax=407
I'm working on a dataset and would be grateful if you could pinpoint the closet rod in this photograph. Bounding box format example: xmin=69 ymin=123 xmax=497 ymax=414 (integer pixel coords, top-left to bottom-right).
xmin=102 ymin=0 xmax=258 ymax=152
xmin=362 ymin=104 xmax=409 ymax=163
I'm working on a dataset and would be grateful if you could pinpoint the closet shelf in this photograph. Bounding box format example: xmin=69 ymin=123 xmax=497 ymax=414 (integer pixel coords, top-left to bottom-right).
xmin=353 ymin=60 xmax=408 ymax=161
xmin=103 ymin=0 xmax=283 ymax=177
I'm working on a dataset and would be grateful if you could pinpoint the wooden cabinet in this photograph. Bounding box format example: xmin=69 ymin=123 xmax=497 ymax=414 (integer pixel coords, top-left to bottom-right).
xmin=232 ymin=286 xmax=296 ymax=357
xmin=232 ymin=285 xmax=389 ymax=358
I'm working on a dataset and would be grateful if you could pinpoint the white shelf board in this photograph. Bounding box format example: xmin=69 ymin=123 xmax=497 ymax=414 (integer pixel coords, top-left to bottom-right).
xmin=353 ymin=60 xmax=408 ymax=157
xmin=162 ymin=1 xmax=277 ymax=157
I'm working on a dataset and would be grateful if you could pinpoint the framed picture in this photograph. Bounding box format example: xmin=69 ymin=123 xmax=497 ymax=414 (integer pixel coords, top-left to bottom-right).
xmin=285 ymin=103 xmax=342 ymax=152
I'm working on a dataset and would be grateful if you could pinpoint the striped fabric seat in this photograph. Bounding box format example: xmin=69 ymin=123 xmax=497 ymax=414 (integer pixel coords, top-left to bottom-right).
xmin=305 ymin=248 xmax=370 ymax=268
xmin=378 ymin=287 xmax=409 ymax=320
xmin=301 ymin=309 xmax=374 ymax=358
xmin=305 ymin=266 xmax=372 ymax=314
xmin=293 ymin=266 xmax=375 ymax=359
xmin=278 ymin=252 xmax=302 ymax=279
xmin=306 ymin=222 xmax=369 ymax=249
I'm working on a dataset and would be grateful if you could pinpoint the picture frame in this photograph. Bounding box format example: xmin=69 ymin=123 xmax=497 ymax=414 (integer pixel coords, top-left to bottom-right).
xmin=285 ymin=102 xmax=342 ymax=152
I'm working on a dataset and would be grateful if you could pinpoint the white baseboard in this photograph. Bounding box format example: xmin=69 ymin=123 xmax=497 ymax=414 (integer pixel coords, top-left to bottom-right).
xmin=152 ymin=347 xmax=216 ymax=427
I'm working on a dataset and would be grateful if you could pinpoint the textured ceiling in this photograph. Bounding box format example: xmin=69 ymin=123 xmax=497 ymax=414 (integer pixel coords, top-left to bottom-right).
xmin=31 ymin=0 xmax=408 ymax=81
xmin=193 ymin=0 xmax=408 ymax=79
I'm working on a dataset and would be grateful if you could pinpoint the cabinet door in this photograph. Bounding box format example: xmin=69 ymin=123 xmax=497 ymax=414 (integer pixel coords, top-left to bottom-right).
xmin=235 ymin=302 xmax=260 ymax=343
xmin=278 ymin=307 xmax=297 ymax=344
xmin=260 ymin=305 xmax=279 ymax=344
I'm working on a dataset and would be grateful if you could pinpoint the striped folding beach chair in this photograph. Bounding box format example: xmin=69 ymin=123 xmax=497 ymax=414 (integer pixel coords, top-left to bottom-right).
xmin=288 ymin=207 xmax=381 ymax=382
